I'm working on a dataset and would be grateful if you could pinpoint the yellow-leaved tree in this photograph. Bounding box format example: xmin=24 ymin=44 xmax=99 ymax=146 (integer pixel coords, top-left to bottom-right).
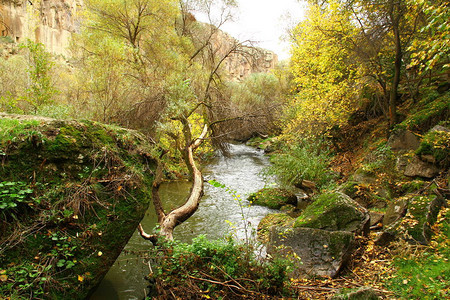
xmin=287 ymin=1 xmax=363 ymax=138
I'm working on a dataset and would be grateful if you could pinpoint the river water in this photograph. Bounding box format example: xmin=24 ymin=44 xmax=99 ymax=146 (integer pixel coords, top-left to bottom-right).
xmin=90 ymin=144 xmax=277 ymax=300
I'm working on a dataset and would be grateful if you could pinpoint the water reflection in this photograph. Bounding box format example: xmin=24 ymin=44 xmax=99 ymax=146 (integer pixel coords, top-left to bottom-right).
xmin=90 ymin=144 xmax=276 ymax=299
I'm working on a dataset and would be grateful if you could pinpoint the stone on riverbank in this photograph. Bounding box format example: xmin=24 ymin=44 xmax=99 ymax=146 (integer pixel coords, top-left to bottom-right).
xmin=248 ymin=188 xmax=297 ymax=209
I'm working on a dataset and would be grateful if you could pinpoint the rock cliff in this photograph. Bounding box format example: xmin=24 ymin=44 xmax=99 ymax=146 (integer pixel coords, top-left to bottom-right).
xmin=0 ymin=0 xmax=277 ymax=78
xmin=0 ymin=0 xmax=83 ymax=56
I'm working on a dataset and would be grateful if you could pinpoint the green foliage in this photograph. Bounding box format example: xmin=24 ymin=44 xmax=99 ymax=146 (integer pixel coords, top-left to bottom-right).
xmin=151 ymin=235 xmax=293 ymax=298
xmin=21 ymin=40 xmax=58 ymax=113
xmin=386 ymin=206 xmax=449 ymax=299
xmin=0 ymin=36 xmax=14 ymax=44
xmin=416 ymin=129 xmax=450 ymax=167
xmin=266 ymin=139 xmax=336 ymax=189
xmin=361 ymin=142 xmax=394 ymax=173
xmin=0 ymin=181 xmax=36 ymax=214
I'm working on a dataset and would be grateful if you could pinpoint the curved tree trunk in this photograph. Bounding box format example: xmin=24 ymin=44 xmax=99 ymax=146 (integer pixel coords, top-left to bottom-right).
xmin=138 ymin=123 xmax=208 ymax=242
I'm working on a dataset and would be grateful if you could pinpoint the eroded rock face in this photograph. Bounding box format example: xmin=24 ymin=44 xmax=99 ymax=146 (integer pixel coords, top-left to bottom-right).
xmin=0 ymin=0 xmax=83 ymax=56
xmin=268 ymin=226 xmax=354 ymax=278
xmin=294 ymin=192 xmax=370 ymax=236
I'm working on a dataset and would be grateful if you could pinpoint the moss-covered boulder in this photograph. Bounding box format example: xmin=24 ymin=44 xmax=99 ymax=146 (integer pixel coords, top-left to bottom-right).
xmin=405 ymin=193 xmax=446 ymax=244
xmin=268 ymin=226 xmax=354 ymax=278
xmin=257 ymin=213 xmax=294 ymax=244
xmin=0 ymin=116 xmax=155 ymax=299
xmin=248 ymin=188 xmax=297 ymax=209
xmin=294 ymin=192 xmax=370 ymax=236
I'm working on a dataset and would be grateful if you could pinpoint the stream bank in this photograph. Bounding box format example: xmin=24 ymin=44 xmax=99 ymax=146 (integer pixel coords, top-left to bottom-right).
xmin=91 ymin=144 xmax=278 ymax=300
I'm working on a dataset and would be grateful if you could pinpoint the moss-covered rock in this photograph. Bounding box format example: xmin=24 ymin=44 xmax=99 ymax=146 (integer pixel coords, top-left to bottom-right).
xmin=405 ymin=193 xmax=446 ymax=244
xmin=294 ymin=192 xmax=370 ymax=235
xmin=248 ymin=188 xmax=297 ymax=209
xmin=0 ymin=116 xmax=155 ymax=299
xmin=415 ymin=128 xmax=450 ymax=169
xmin=257 ymin=213 xmax=294 ymax=244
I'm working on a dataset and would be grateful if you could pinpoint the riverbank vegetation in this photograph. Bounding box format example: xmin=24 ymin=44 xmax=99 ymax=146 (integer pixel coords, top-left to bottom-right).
xmin=0 ymin=0 xmax=448 ymax=298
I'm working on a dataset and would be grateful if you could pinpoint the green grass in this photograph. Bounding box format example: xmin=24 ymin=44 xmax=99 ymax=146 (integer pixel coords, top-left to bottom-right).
xmin=386 ymin=206 xmax=449 ymax=299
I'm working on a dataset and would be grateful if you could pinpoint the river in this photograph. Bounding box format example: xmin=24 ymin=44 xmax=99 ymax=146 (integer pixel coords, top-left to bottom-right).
xmin=90 ymin=144 xmax=277 ymax=300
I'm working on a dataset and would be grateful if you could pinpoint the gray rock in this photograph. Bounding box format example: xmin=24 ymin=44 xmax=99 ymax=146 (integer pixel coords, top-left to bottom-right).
xmin=332 ymin=286 xmax=380 ymax=300
xmin=430 ymin=125 xmax=450 ymax=133
xmin=383 ymin=197 xmax=409 ymax=227
xmin=294 ymin=192 xmax=370 ymax=236
xmin=404 ymin=156 xmax=440 ymax=178
xmin=388 ymin=129 xmax=420 ymax=151
xmin=369 ymin=211 xmax=384 ymax=227
xmin=268 ymin=227 xmax=354 ymax=278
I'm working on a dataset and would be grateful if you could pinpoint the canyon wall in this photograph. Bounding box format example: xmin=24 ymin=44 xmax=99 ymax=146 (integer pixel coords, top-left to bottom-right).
xmin=0 ymin=0 xmax=277 ymax=79
xmin=0 ymin=0 xmax=83 ymax=56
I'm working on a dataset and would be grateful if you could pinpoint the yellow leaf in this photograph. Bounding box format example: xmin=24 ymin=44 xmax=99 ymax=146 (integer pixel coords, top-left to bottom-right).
xmin=78 ymin=275 xmax=84 ymax=282
xmin=117 ymin=186 xmax=122 ymax=191
xmin=98 ymin=251 xmax=103 ymax=256
xmin=0 ymin=274 xmax=8 ymax=282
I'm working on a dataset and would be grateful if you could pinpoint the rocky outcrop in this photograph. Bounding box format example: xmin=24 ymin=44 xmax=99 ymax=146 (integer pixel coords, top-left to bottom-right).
xmin=0 ymin=0 xmax=83 ymax=56
xmin=0 ymin=114 xmax=155 ymax=299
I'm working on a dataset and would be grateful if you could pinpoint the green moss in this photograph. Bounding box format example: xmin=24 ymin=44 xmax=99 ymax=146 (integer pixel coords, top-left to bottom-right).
xmin=399 ymin=92 xmax=449 ymax=132
xmin=416 ymin=130 xmax=450 ymax=167
xmin=248 ymin=188 xmax=297 ymax=209
xmin=0 ymin=117 xmax=155 ymax=299
xmin=294 ymin=192 xmax=367 ymax=233
xmin=257 ymin=213 xmax=295 ymax=243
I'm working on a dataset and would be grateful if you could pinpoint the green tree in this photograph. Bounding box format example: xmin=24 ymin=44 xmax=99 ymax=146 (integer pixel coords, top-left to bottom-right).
xmin=22 ymin=40 xmax=58 ymax=113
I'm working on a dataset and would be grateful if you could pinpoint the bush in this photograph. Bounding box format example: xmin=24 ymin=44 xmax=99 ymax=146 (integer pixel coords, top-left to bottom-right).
xmin=266 ymin=139 xmax=336 ymax=189
xmin=149 ymin=235 xmax=294 ymax=299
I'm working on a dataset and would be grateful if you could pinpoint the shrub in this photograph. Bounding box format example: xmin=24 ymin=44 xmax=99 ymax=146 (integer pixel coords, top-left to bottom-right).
xmin=149 ymin=235 xmax=294 ymax=299
xmin=266 ymin=139 xmax=336 ymax=189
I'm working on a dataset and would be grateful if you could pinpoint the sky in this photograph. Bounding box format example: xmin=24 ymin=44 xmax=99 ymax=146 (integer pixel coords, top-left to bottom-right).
xmin=195 ymin=0 xmax=307 ymax=61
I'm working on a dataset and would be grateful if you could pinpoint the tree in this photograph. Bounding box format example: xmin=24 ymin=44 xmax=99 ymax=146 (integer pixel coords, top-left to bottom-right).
xmin=288 ymin=2 xmax=362 ymax=137
xmin=78 ymin=0 xmax=269 ymax=241
xmin=289 ymin=0 xmax=426 ymax=135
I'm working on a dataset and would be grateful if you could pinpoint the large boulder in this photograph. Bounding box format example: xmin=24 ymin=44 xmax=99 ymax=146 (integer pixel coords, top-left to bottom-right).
xmin=404 ymin=156 xmax=440 ymax=178
xmin=388 ymin=129 xmax=420 ymax=151
xmin=294 ymin=192 xmax=370 ymax=236
xmin=268 ymin=226 xmax=354 ymax=278
xmin=0 ymin=116 xmax=155 ymax=299
xmin=248 ymin=188 xmax=297 ymax=209
xmin=377 ymin=192 xmax=446 ymax=245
